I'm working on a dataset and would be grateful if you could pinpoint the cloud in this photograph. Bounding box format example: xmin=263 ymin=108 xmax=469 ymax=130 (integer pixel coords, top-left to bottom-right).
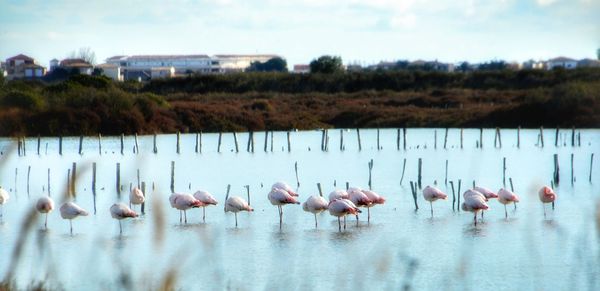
xmin=536 ymin=0 xmax=559 ymax=6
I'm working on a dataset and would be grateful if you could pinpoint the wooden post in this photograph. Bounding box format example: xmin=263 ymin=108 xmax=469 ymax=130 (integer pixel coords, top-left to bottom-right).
xmin=176 ymin=131 xmax=181 ymax=154
xmin=321 ymin=129 xmax=326 ymax=151
xmin=444 ymin=128 xmax=448 ymax=149
xmin=66 ymin=169 xmax=70 ymax=197
xmin=553 ymin=154 xmax=559 ymax=185
xmin=270 ymin=130 xmax=274 ymax=152
xmin=92 ymin=162 xmax=97 ymax=215
xmin=244 ymin=185 xmax=251 ymax=206
xmin=317 ymin=183 xmax=323 ymax=197
xmin=417 ymin=158 xmax=422 ymax=189
xmin=295 ymin=161 xmax=300 ymax=188
xmin=17 ymin=137 xmax=22 ymax=156
xmin=195 ymin=133 xmax=200 ymax=153
xmin=357 ymin=128 xmax=362 ymax=151
xmin=403 ymin=127 xmax=407 ymax=150
xmin=217 ymin=132 xmax=222 ymax=153
xmin=434 ymin=130 xmax=437 ymax=149
xmin=410 ymin=181 xmax=419 ymax=210
xmin=396 ymin=128 xmax=400 ymax=151
xmin=479 ymin=128 xmax=483 ymax=149
xmin=368 ymin=159 xmax=374 ymax=190
xmin=457 ymin=179 xmax=462 ymax=212
xmin=27 ymin=166 xmax=30 ymax=197
xmin=503 ymin=157 xmax=507 ymax=188
xmin=571 ymin=126 xmax=575 ymax=147
xmin=340 ymin=129 xmax=344 ymax=151
xmin=590 ymin=153 xmax=594 ymax=183
xmin=233 ymin=132 xmax=239 ymax=153
xmin=264 ymin=131 xmax=269 ymax=152
xmin=287 ymin=131 xmax=291 ymax=152
xmin=577 ymin=131 xmax=581 ymax=147
xmin=116 ymin=163 xmax=121 ymax=195
xmin=76 ymin=136 xmax=83 ymax=155
xmin=460 ymin=128 xmax=464 ymax=149
xmin=153 ymin=133 xmax=158 ymax=154
xmin=47 ymin=168 xmax=51 ymax=196
xmin=400 ymin=158 xmax=407 ymax=185
xmin=497 ymin=127 xmax=502 ymax=148
xmin=555 ymin=127 xmax=559 ymax=147
xmin=444 ymin=159 xmax=448 ymax=186
xmin=98 ymin=133 xmax=102 ymax=155
xmin=571 ymin=153 xmax=574 ymax=186
xmin=540 ymin=126 xmax=544 ymax=147
xmin=170 ymin=161 xmax=175 ymax=193
xmin=59 ymin=136 xmax=63 ymax=155
xmin=120 ymin=134 xmax=124 ymax=155
xmin=140 ymin=182 xmax=146 ymax=214
xmin=377 ymin=128 xmax=381 ymax=150
xmin=134 ymin=133 xmax=139 ymax=154
xmin=450 ymin=181 xmax=455 ymax=211
xmin=345 ymin=182 xmax=349 ymax=190
xmin=246 ymin=131 xmax=252 ymax=152
xmin=37 ymin=135 xmax=41 ymax=155
xmin=71 ymin=162 xmax=77 ymax=197
xmin=199 ymin=131 xmax=203 ymax=153
xmin=517 ymin=126 xmax=521 ymax=148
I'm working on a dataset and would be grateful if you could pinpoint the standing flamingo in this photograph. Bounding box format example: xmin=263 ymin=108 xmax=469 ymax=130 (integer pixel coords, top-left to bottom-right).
xmin=461 ymin=190 xmax=489 ymax=226
xmin=59 ymin=202 xmax=89 ymax=234
xmin=347 ymin=187 xmax=372 ymax=225
xmin=302 ymin=195 xmax=329 ymax=228
xmin=129 ymin=187 xmax=145 ymax=211
xmin=224 ymin=195 xmax=253 ymax=227
xmin=328 ymin=199 xmax=361 ymax=232
xmin=0 ymin=188 xmax=8 ymax=219
xmin=497 ymin=188 xmax=519 ymax=219
xmin=268 ymin=188 xmax=300 ymax=228
xmin=36 ymin=196 xmax=55 ymax=229
xmin=328 ymin=189 xmax=349 ymax=202
xmin=169 ymin=193 xmax=204 ymax=224
xmin=110 ymin=203 xmax=138 ymax=234
xmin=362 ymin=189 xmax=385 ymax=222
xmin=272 ymin=181 xmax=299 ymax=197
xmin=474 ymin=186 xmax=497 ymax=219
xmin=538 ymin=186 xmax=557 ymax=217
xmin=193 ymin=190 xmax=219 ymax=222
xmin=422 ymin=186 xmax=447 ymax=217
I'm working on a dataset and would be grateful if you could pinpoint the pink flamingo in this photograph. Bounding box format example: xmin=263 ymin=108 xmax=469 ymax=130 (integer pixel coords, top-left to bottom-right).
xmin=169 ymin=193 xmax=204 ymax=224
xmin=302 ymin=195 xmax=329 ymax=228
xmin=224 ymin=195 xmax=253 ymax=227
xmin=461 ymin=190 xmax=489 ymax=226
xmin=498 ymin=188 xmax=520 ymax=218
xmin=347 ymin=187 xmax=372 ymax=225
xmin=362 ymin=189 xmax=385 ymax=222
xmin=0 ymin=188 xmax=9 ymax=220
xmin=272 ymin=181 xmax=299 ymax=197
xmin=538 ymin=186 xmax=557 ymax=217
xmin=328 ymin=189 xmax=349 ymax=202
xmin=59 ymin=202 xmax=89 ymax=234
xmin=268 ymin=188 xmax=300 ymax=228
xmin=193 ymin=190 xmax=219 ymax=222
xmin=474 ymin=186 xmax=497 ymax=219
xmin=36 ymin=196 xmax=55 ymax=229
xmin=422 ymin=185 xmax=447 ymax=217
xmin=328 ymin=199 xmax=361 ymax=231
xmin=129 ymin=187 xmax=145 ymax=211
xmin=110 ymin=203 xmax=138 ymax=234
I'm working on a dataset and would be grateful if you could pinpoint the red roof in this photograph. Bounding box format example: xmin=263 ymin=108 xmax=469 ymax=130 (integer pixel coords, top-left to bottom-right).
xmin=6 ymin=54 xmax=34 ymax=61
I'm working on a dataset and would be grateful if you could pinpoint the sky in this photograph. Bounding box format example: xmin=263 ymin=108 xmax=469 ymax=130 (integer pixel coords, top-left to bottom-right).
xmin=0 ymin=0 xmax=599 ymax=67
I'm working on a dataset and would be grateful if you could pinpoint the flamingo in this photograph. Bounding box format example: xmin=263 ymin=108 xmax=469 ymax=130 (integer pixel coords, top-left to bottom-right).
xmin=35 ymin=196 xmax=54 ymax=229
xmin=193 ymin=190 xmax=219 ymax=222
xmin=473 ymin=186 xmax=497 ymax=219
xmin=362 ymin=189 xmax=386 ymax=222
xmin=169 ymin=193 xmax=204 ymax=224
xmin=268 ymin=188 xmax=300 ymax=228
xmin=272 ymin=181 xmax=299 ymax=197
xmin=328 ymin=189 xmax=349 ymax=202
xmin=0 ymin=188 xmax=8 ymax=219
xmin=129 ymin=187 xmax=145 ymax=211
xmin=302 ymin=195 xmax=328 ymax=228
xmin=110 ymin=203 xmax=138 ymax=234
xmin=59 ymin=202 xmax=89 ymax=234
xmin=224 ymin=195 xmax=253 ymax=227
xmin=347 ymin=187 xmax=372 ymax=225
xmin=461 ymin=191 xmax=489 ymax=226
xmin=422 ymin=186 xmax=447 ymax=217
xmin=328 ymin=199 xmax=361 ymax=231
xmin=498 ymin=188 xmax=520 ymax=219
xmin=538 ymin=186 xmax=557 ymax=217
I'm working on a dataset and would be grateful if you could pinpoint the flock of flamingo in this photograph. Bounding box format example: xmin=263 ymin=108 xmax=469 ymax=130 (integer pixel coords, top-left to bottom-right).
xmin=0 ymin=182 xmax=557 ymax=234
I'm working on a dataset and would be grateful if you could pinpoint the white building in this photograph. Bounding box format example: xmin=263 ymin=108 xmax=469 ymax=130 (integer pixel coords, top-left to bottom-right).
xmin=546 ymin=57 xmax=578 ymax=70
xmin=212 ymin=54 xmax=279 ymax=73
xmin=150 ymin=67 xmax=175 ymax=79
xmin=96 ymin=63 xmax=123 ymax=81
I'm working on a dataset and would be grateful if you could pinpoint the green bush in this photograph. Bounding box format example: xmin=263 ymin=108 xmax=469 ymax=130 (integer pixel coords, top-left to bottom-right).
xmin=0 ymin=90 xmax=45 ymax=110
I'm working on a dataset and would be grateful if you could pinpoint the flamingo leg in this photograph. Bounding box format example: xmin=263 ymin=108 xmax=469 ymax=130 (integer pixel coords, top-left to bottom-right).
xmin=356 ymin=214 xmax=359 ymax=226
xmin=367 ymin=207 xmax=371 ymax=223
xmin=552 ymin=201 xmax=555 ymax=210
xmin=69 ymin=220 xmax=73 ymax=234
xmin=278 ymin=205 xmax=282 ymax=226
xmin=119 ymin=220 xmax=122 ymax=235
xmin=543 ymin=204 xmax=546 ymax=218
xmin=337 ymin=217 xmax=341 ymax=232
xmin=184 ymin=210 xmax=188 ymax=224
xmin=343 ymin=216 xmax=346 ymax=230
xmin=1 ymin=205 xmax=3 ymax=218
xmin=235 ymin=212 xmax=238 ymax=227
xmin=504 ymin=204 xmax=508 ymax=219
xmin=202 ymin=207 xmax=206 ymax=223
xmin=481 ymin=211 xmax=484 ymax=219
xmin=473 ymin=213 xmax=477 ymax=226
xmin=514 ymin=202 xmax=517 ymax=210
xmin=45 ymin=213 xmax=48 ymax=229
xmin=314 ymin=213 xmax=318 ymax=228
xmin=179 ymin=211 xmax=182 ymax=223
xmin=430 ymin=201 xmax=433 ymax=217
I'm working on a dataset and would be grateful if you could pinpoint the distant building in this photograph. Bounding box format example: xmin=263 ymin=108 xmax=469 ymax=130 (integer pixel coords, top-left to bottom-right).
xmin=95 ymin=63 xmax=123 ymax=81
xmin=4 ymin=54 xmax=46 ymax=80
xmin=293 ymin=64 xmax=310 ymax=73
xmin=522 ymin=60 xmax=546 ymax=70
xmin=49 ymin=59 xmax=59 ymax=71
xmin=409 ymin=60 xmax=454 ymax=72
xmin=546 ymin=57 xmax=577 ymax=70
xmin=577 ymin=58 xmax=600 ymax=68
xmin=150 ymin=66 xmax=175 ymax=79
xmin=59 ymin=58 xmax=93 ymax=75
xmin=213 ymin=55 xmax=279 ymax=73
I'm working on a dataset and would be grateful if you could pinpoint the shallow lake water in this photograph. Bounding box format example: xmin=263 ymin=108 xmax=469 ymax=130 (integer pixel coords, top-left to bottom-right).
xmin=0 ymin=128 xmax=599 ymax=290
